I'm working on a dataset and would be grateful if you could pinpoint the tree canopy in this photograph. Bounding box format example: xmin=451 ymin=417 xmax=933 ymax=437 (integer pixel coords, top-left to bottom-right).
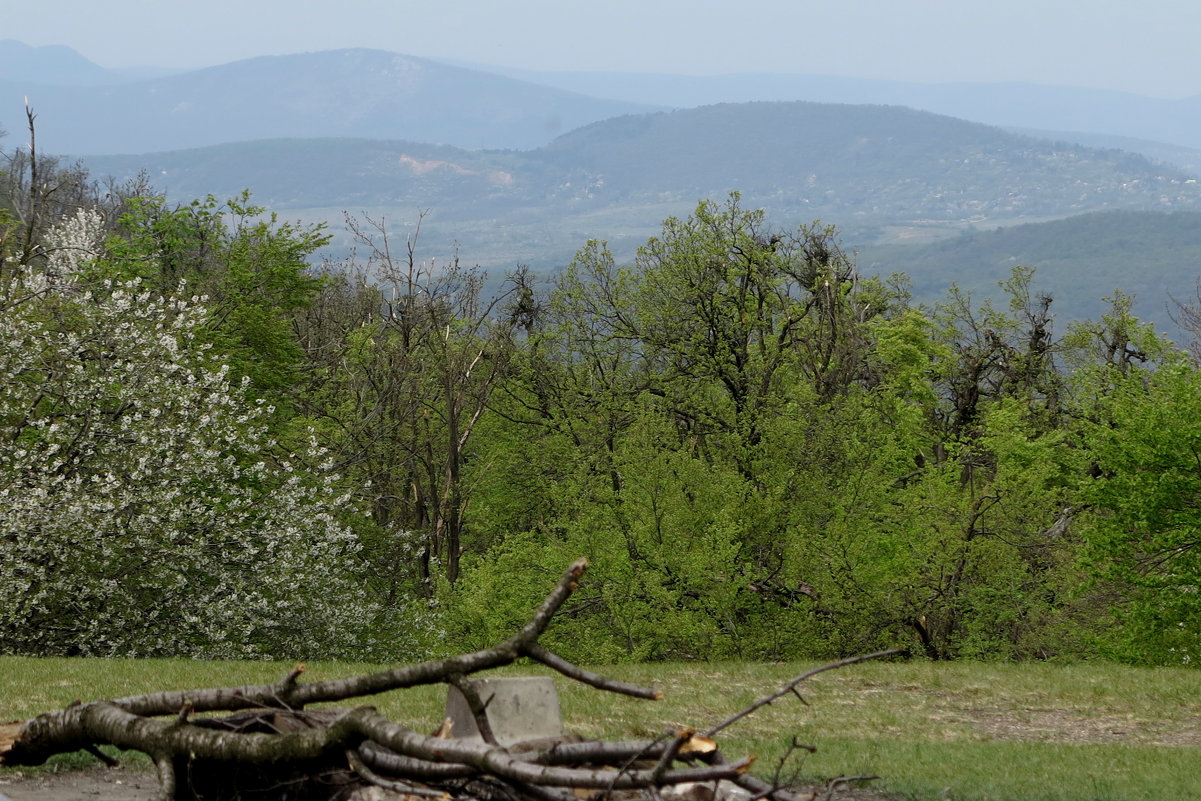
xmin=2 ymin=173 xmax=1199 ymax=666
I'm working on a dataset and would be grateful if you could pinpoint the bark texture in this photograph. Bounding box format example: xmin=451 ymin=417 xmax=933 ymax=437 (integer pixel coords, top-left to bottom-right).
xmin=1 ymin=559 xmax=897 ymax=801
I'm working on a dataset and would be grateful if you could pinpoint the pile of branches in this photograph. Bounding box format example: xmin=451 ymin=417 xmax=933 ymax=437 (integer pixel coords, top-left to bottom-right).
xmin=0 ymin=560 xmax=898 ymax=801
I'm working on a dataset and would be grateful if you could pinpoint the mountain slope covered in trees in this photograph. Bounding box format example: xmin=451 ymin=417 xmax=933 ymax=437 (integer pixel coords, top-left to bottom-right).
xmin=86 ymin=101 xmax=1201 ymax=225
xmin=80 ymin=101 xmax=1201 ymax=325
xmin=534 ymin=102 xmax=1200 ymax=218
xmin=859 ymin=210 xmax=1201 ymax=334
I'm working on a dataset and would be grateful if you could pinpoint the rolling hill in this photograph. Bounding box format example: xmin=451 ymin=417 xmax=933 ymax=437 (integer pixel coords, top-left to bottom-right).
xmin=81 ymin=101 xmax=1201 ymax=335
xmin=858 ymin=210 xmax=1201 ymax=337
xmin=86 ymin=100 xmax=1201 ymax=232
xmin=533 ymin=102 xmax=1201 ymax=222
xmin=466 ymin=63 xmax=1201 ymax=153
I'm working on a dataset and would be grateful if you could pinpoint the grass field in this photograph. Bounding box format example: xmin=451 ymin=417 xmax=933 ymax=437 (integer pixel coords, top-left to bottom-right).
xmin=2 ymin=656 xmax=1198 ymax=800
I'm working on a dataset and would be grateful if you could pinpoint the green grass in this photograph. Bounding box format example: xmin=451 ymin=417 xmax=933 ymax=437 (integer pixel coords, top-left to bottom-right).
xmin=3 ymin=657 xmax=1199 ymax=800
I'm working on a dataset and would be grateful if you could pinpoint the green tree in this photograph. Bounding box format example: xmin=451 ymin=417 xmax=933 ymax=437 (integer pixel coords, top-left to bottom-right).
xmin=100 ymin=192 xmax=329 ymax=399
xmin=1079 ymin=353 xmax=1201 ymax=665
xmin=293 ymin=214 xmax=525 ymax=591
xmin=450 ymin=196 xmax=916 ymax=660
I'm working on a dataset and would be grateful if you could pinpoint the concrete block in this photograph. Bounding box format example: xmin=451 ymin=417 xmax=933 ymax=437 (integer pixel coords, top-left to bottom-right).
xmin=444 ymin=676 xmax=564 ymax=745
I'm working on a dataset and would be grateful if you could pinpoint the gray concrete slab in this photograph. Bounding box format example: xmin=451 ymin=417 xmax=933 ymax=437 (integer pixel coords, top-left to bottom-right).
xmin=444 ymin=676 xmax=564 ymax=746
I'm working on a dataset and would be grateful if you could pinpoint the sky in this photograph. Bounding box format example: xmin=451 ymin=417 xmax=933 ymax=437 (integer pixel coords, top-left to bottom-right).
xmin=6 ymin=0 xmax=1201 ymax=99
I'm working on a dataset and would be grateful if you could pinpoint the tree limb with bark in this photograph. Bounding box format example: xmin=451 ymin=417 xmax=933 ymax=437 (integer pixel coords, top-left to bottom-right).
xmin=0 ymin=559 xmax=900 ymax=801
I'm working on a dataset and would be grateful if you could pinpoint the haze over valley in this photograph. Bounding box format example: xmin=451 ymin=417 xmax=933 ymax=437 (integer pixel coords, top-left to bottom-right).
xmin=6 ymin=37 xmax=1201 ymax=334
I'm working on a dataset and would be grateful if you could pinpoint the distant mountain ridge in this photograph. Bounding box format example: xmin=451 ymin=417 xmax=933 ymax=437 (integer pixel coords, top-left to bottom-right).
xmin=0 ymin=39 xmax=121 ymax=85
xmin=9 ymin=41 xmax=1201 ymax=158
xmin=457 ymin=62 xmax=1201 ymax=154
xmin=1 ymin=48 xmax=658 ymax=153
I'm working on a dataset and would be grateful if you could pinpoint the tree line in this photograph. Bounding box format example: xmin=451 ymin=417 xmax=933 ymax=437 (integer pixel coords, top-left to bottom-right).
xmin=3 ymin=135 xmax=1200 ymax=666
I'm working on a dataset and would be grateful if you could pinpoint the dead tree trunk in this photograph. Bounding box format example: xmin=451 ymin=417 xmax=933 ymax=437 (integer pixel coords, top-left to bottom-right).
xmin=1 ymin=559 xmax=899 ymax=801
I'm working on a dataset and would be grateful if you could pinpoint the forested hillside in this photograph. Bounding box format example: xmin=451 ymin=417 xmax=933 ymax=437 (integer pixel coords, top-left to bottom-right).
xmin=80 ymin=100 xmax=1201 ymax=320
xmin=859 ymin=210 xmax=1201 ymax=333
xmin=87 ymin=101 xmax=1201 ymax=224
xmin=536 ymin=102 xmax=1196 ymax=219
xmin=4 ymin=144 xmax=1201 ymax=668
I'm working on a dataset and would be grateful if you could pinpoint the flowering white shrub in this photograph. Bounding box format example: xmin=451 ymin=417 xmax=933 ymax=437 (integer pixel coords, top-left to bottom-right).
xmin=0 ymin=214 xmax=379 ymax=659
xmin=42 ymin=207 xmax=107 ymax=282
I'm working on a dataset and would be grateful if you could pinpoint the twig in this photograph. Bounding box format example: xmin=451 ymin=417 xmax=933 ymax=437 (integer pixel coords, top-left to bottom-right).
xmin=710 ymin=752 xmax=815 ymax=801
xmin=604 ymin=734 xmax=667 ymax=800
xmin=537 ymin=738 xmax=714 ymax=766
xmin=357 ymin=741 xmax=477 ymax=779
xmin=508 ymin=778 xmax=577 ymax=801
xmin=524 ymin=643 xmax=661 ymax=700
xmin=83 ymin=743 xmax=119 ymax=767
xmin=154 ymin=754 xmax=175 ymax=801
xmin=821 ymin=774 xmax=879 ymax=800
xmin=757 ymin=735 xmax=814 ymax=800
xmin=703 ymin=650 xmax=904 ymax=737
xmin=651 ymin=729 xmax=694 ymax=783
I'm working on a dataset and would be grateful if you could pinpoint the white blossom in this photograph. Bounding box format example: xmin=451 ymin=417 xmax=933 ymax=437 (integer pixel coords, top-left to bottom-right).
xmin=0 ymin=244 xmax=396 ymax=659
xmin=41 ymin=208 xmax=106 ymax=284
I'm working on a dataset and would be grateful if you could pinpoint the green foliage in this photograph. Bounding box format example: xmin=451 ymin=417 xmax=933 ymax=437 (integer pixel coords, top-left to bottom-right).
xmin=100 ymin=191 xmax=329 ymax=397
xmin=445 ymin=407 xmax=768 ymax=662
xmin=452 ymin=206 xmax=1167 ymax=664
xmin=1080 ymin=358 xmax=1201 ymax=664
xmin=10 ymin=172 xmax=1199 ymax=669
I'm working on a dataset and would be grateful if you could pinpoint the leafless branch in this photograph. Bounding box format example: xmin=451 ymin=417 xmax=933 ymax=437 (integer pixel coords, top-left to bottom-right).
xmin=2 ymin=561 xmax=895 ymax=801
xmin=703 ymin=649 xmax=904 ymax=738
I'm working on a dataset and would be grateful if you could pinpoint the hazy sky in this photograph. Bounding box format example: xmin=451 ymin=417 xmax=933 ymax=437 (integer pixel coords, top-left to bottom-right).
xmin=7 ymin=0 xmax=1201 ymax=98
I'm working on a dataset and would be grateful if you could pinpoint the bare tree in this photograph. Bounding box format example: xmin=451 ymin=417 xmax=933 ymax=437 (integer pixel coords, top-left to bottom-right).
xmin=295 ymin=213 xmax=526 ymax=588
xmin=1 ymin=103 xmax=152 ymax=277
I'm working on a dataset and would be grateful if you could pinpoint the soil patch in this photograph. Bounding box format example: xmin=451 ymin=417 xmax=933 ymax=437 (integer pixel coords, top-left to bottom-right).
xmin=0 ymin=764 xmax=155 ymax=801
xmin=0 ymin=766 xmax=896 ymax=801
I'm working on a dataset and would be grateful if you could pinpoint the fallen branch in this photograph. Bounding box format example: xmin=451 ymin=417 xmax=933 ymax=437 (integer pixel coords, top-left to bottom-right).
xmin=1 ymin=559 xmax=901 ymax=801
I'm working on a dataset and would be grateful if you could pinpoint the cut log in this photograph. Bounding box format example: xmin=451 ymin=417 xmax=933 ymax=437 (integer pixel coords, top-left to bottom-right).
xmin=0 ymin=721 xmax=21 ymax=757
